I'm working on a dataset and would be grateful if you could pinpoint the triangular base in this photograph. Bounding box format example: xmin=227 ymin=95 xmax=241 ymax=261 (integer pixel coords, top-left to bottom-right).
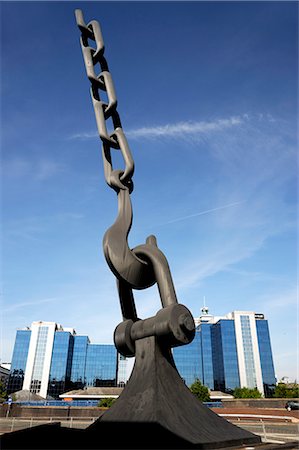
xmin=88 ymin=336 xmax=261 ymax=448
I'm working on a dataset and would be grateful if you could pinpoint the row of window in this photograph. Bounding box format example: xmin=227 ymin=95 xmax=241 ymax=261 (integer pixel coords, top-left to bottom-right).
xmin=7 ymin=319 xmax=276 ymax=397
xmin=174 ymin=319 xmax=276 ymax=394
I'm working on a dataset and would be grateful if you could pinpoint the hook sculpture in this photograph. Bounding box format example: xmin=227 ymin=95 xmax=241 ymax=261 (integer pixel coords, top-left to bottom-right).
xmin=75 ymin=10 xmax=261 ymax=449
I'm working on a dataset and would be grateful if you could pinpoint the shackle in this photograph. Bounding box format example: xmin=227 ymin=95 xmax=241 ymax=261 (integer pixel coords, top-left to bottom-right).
xmin=114 ymin=303 xmax=195 ymax=357
xmin=113 ymin=234 xmax=195 ymax=357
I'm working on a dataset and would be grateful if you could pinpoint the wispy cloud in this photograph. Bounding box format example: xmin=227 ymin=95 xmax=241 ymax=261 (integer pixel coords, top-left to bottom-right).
xmin=3 ymin=297 xmax=58 ymax=313
xmin=69 ymin=131 xmax=98 ymax=140
xmin=69 ymin=115 xmax=246 ymax=141
xmin=161 ymin=201 xmax=244 ymax=225
xmin=126 ymin=116 xmax=245 ymax=139
xmin=169 ymin=113 xmax=296 ymax=292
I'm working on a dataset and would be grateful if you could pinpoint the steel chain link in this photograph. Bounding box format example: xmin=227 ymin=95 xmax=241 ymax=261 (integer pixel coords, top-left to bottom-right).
xmin=75 ymin=9 xmax=134 ymax=192
xmin=75 ymin=9 xmax=195 ymax=355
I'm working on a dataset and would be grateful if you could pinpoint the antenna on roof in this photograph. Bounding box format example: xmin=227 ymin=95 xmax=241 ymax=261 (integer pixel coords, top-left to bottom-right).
xmin=201 ymin=297 xmax=209 ymax=316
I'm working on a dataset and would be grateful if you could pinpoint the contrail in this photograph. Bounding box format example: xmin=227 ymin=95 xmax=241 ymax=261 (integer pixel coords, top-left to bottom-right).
xmin=69 ymin=116 xmax=245 ymax=140
xmin=126 ymin=117 xmax=243 ymax=139
xmin=164 ymin=201 xmax=243 ymax=225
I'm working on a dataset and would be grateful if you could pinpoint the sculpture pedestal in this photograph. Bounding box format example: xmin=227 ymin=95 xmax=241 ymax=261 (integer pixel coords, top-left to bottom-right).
xmin=87 ymin=336 xmax=261 ymax=448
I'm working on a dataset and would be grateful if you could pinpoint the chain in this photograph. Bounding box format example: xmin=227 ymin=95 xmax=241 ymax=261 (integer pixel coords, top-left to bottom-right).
xmin=75 ymin=9 xmax=134 ymax=193
xmin=75 ymin=11 xmax=193 ymax=349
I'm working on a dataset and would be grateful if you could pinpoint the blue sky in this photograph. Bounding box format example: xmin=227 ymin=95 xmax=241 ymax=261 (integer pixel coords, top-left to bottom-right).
xmin=1 ymin=2 xmax=298 ymax=382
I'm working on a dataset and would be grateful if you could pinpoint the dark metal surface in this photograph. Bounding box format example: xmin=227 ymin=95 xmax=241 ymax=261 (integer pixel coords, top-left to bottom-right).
xmin=93 ymin=336 xmax=261 ymax=448
xmin=75 ymin=8 xmax=195 ymax=354
xmin=75 ymin=10 xmax=261 ymax=448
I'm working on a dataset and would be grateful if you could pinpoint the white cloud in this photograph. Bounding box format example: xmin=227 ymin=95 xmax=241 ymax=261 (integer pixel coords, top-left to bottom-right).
xmin=3 ymin=297 xmax=58 ymax=313
xmin=126 ymin=116 xmax=245 ymax=139
xmin=69 ymin=131 xmax=98 ymax=140
xmin=161 ymin=201 xmax=244 ymax=225
xmin=69 ymin=115 xmax=247 ymax=141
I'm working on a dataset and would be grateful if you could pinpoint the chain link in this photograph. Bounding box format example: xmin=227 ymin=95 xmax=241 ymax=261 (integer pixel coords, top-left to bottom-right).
xmin=75 ymin=9 xmax=134 ymax=191
xmin=75 ymin=10 xmax=186 ymax=332
xmin=76 ymin=10 xmax=195 ymax=356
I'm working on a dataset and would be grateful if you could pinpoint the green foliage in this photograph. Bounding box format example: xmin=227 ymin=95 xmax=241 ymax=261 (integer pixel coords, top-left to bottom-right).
xmin=0 ymin=381 xmax=7 ymax=400
xmin=97 ymin=397 xmax=117 ymax=408
xmin=190 ymin=379 xmax=211 ymax=402
xmin=274 ymin=383 xmax=299 ymax=398
xmin=233 ymin=387 xmax=262 ymax=398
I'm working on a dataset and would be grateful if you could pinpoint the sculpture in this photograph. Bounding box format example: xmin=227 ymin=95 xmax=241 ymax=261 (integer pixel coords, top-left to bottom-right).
xmin=74 ymin=9 xmax=261 ymax=448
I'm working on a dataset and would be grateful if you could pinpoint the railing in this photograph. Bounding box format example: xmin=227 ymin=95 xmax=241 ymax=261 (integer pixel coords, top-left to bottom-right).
xmin=203 ymin=401 xmax=223 ymax=408
xmin=0 ymin=417 xmax=96 ymax=434
xmin=218 ymin=413 xmax=294 ymax=422
xmin=4 ymin=400 xmax=223 ymax=408
xmin=6 ymin=400 xmax=100 ymax=407
xmin=1 ymin=416 xmax=298 ymax=444
xmin=228 ymin=419 xmax=299 ymax=444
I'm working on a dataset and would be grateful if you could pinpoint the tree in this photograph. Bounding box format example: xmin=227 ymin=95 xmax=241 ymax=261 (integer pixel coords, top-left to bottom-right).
xmin=274 ymin=383 xmax=299 ymax=398
xmin=98 ymin=397 xmax=116 ymax=408
xmin=233 ymin=387 xmax=262 ymax=398
xmin=190 ymin=379 xmax=211 ymax=402
xmin=0 ymin=381 xmax=7 ymax=401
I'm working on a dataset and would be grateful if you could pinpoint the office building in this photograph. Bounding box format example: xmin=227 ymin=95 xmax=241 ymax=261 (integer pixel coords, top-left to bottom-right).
xmin=7 ymin=321 xmax=127 ymax=399
xmin=173 ymin=308 xmax=276 ymax=396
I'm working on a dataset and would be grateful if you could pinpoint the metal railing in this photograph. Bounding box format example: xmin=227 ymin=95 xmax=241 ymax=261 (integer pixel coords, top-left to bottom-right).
xmin=5 ymin=400 xmax=100 ymax=407
xmin=4 ymin=400 xmax=223 ymax=408
xmin=0 ymin=417 xmax=97 ymax=434
xmin=1 ymin=415 xmax=298 ymax=443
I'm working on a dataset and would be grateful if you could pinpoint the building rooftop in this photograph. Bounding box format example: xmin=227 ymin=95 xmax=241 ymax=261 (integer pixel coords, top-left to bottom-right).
xmin=59 ymin=387 xmax=123 ymax=399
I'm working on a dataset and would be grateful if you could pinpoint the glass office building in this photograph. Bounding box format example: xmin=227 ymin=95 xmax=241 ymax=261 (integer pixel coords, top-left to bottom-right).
xmin=48 ymin=331 xmax=74 ymax=398
xmin=256 ymin=319 xmax=276 ymax=396
xmin=172 ymin=308 xmax=276 ymax=396
xmin=211 ymin=320 xmax=240 ymax=392
xmin=173 ymin=327 xmax=201 ymax=386
xmin=7 ymin=329 xmax=31 ymax=394
xmin=70 ymin=335 xmax=89 ymax=390
xmin=173 ymin=322 xmax=214 ymax=389
xmin=198 ymin=323 xmax=214 ymax=389
xmin=85 ymin=344 xmax=117 ymax=387
xmin=7 ymin=321 xmax=126 ymax=399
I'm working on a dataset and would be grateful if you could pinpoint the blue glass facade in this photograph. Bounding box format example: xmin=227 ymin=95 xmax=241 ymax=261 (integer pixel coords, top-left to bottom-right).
xmin=173 ymin=320 xmax=239 ymax=391
xmin=70 ymin=335 xmax=89 ymax=389
xmin=199 ymin=323 xmax=214 ymax=389
xmin=7 ymin=330 xmax=31 ymax=394
xmin=85 ymin=344 xmax=117 ymax=387
xmin=256 ymin=320 xmax=276 ymax=396
xmin=173 ymin=315 xmax=275 ymax=396
xmin=212 ymin=320 xmax=240 ymax=393
xmin=8 ymin=326 xmax=121 ymax=398
xmin=8 ymin=314 xmax=276 ymax=398
xmin=48 ymin=331 xmax=74 ymax=398
xmin=173 ymin=327 xmax=201 ymax=386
